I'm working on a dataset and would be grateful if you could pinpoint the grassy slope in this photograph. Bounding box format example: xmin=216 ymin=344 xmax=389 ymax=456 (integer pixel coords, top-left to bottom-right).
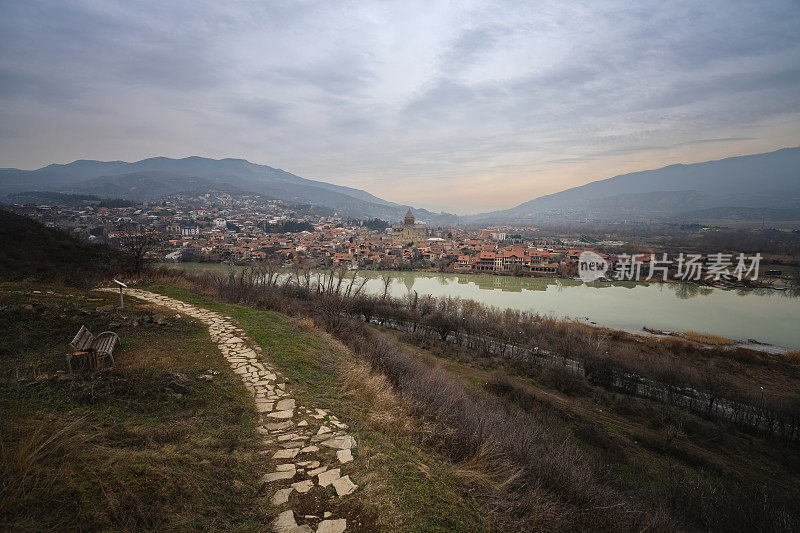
xmin=0 ymin=282 xmax=268 ymax=531
xmin=9 ymin=276 xmax=795 ymax=530
xmin=149 ymin=284 xmax=495 ymax=532
xmin=386 ymin=328 xmax=800 ymax=530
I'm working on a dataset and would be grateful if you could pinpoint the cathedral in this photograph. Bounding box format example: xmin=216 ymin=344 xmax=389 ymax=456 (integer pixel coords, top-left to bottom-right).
xmin=393 ymin=209 xmax=427 ymax=243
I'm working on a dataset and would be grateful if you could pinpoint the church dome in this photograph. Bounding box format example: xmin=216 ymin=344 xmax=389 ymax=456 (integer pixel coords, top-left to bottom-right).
xmin=404 ymin=209 xmax=415 ymax=225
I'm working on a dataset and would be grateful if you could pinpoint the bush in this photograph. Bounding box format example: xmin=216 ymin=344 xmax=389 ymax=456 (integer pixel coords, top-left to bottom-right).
xmin=540 ymin=365 xmax=590 ymax=396
xmin=572 ymin=420 xmax=627 ymax=463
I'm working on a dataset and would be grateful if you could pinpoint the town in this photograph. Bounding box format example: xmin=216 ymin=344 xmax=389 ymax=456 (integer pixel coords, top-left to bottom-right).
xmin=4 ymin=191 xmax=575 ymax=274
xmin=5 ymin=191 xmax=773 ymax=285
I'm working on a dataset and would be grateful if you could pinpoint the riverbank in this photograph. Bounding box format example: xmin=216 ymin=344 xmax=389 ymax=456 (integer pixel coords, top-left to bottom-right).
xmin=157 ymin=263 xmax=800 ymax=350
xmin=144 ymin=268 xmax=800 ymax=531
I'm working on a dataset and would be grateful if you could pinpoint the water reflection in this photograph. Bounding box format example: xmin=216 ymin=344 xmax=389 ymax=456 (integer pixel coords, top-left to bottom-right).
xmin=364 ymin=271 xmax=735 ymax=298
xmin=167 ymin=263 xmax=797 ymax=300
xmin=161 ymin=263 xmax=800 ymax=347
xmin=671 ymin=283 xmax=713 ymax=300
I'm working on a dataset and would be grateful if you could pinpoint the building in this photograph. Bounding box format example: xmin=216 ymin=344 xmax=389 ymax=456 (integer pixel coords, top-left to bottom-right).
xmin=392 ymin=209 xmax=427 ymax=243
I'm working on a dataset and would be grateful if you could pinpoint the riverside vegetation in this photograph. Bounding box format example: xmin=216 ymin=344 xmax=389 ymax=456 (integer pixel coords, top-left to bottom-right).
xmin=142 ymin=262 xmax=800 ymax=531
xmin=2 ymin=210 xmax=799 ymax=531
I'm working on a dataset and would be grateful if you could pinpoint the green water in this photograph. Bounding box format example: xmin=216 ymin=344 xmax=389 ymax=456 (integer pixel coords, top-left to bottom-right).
xmin=162 ymin=263 xmax=800 ymax=348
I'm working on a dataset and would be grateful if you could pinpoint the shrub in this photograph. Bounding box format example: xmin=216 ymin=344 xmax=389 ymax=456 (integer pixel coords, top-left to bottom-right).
xmin=540 ymin=365 xmax=590 ymax=396
xmin=682 ymin=331 xmax=736 ymax=346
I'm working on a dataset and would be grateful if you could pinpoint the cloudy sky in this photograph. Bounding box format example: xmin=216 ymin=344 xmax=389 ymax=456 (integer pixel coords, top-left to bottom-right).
xmin=1 ymin=0 xmax=798 ymax=213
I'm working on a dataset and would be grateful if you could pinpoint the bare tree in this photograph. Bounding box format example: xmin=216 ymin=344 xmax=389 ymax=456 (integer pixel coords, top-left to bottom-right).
xmin=117 ymin=228 xmax=163 ymax=274
xmin=257 ymin=257 xmax=281 ymax=288
xmin=699 ymin=360 xmax=727 ymax=416
xmin=344 ymin=270 xmax=368 ymax=298
xmin=381 ymin=273 xmax=393 ymax=300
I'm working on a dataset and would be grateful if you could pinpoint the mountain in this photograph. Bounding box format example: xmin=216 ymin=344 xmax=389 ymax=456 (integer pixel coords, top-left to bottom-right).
xmin=70 ymin=171 xmax=246 ymax=199
xmin=470 ymin=147 xmax=800 ymax=223
xmin=0 ymin=156 xmax=456 ymax=224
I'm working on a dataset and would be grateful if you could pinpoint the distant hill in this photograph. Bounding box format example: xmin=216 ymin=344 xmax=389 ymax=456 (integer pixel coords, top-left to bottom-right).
xmin=70 ymin=171 xmax=246 ymax=199
xmin=0 ymin=209 xmax=127 ymax=285
xmin=470 ymin=147 xmax=800 ymax=223
xmin=673 ymin=206 xmax=800 ymax=223
xmin=0 ymin=156 xmax=456 ymax=224
xmin=4 ymin=191 xmax=102 ymax=206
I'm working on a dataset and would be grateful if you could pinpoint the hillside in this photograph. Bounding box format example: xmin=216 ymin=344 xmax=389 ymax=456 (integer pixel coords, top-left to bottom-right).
xmin=0 ymin=208 xmax=127 ymax=285
xmin=0 ymin=156 xmax=456 ymax=224
xmin=471 ymin=147 xmax=800 ymax=223
xmin=2 ymin=217 xmax=799 ymax=531
xmin=0 ymin=215 xmax=489 ymax=530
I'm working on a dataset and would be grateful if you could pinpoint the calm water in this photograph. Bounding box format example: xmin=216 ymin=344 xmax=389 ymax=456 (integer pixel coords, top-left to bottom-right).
xmin=164 ymin=263 xmax=800 ymax=349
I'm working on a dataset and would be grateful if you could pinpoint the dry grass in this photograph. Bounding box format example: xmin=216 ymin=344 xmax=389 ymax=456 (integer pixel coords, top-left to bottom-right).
xmin=0 ymin=419 xmax=92 ymax=525
xmin=306 ymin=322 xmax=496 ymax=530
xmin=293 ymin=315 xmax=431 ymax=441
xmin=342 ymin=330 xmax=664 ymax=531
xmin=682 ymin=331 xmax=737 ymax=346
xmin=782 ymin=350 xmax=800 ymax=364
xmin=147 ymin=271 xmax=800 ymax=529
xmin=448 ymin=444 xmax=573 ymax=532
xmin=656 ymin=335 xmax=697 ymax=353
xmin=340 ymin=360 xmax=416 ymax=435
xmin=149 ymin=285 xmax=498 ymax=531
xmin=0 ymin=284 xmax=268 ymax=531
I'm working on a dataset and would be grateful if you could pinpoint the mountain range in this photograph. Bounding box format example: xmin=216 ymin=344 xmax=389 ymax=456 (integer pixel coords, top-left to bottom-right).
xmin=0 ymin=156 xmax=457 ymax=224
xmin=2 ymin=148 xmax=798 ymax=226
xmin=468 ymin=147 xmax=800 ymax=223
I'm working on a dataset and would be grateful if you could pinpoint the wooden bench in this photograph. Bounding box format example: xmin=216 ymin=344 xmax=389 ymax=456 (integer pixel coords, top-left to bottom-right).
xmin=68 ymin=326 xmax=119 ymax=373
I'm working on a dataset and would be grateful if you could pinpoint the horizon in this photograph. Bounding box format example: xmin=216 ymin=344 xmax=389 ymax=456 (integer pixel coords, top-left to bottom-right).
xmin=2 ymin=1 xmax=799 ymax=213
xmin=4 ymin=145 xmax=799 ymax=216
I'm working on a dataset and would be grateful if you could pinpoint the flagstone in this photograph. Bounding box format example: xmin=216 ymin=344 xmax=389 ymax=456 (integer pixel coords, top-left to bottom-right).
xmin=316 ymin=519 xmax=347 ymax=533
xmin=317 ymin=468 xmax=341 ymax=487
xmin=273 ymin=448 xmax=300 ymax=459
xmin=272 ymin=488 xmax=293 ymax=506
xmin=321 ymin=435 xmax=356 ymax=450
xmin=261 ymin=469 xmax=295 ymax=483
xmin=291 ymin=479 xmax=314 ymax=493
xmin=268 ymin=410 xmax=294 ymax=419
xmin=332 ymin=476 xmax=357 ymax=497
xmin=272 ymin=510 xmax=297 ymax=532
xmin=98 ymin=288 xmax=361 ymax=528
xmin=336 ymin=449 xmax=353 ymax=464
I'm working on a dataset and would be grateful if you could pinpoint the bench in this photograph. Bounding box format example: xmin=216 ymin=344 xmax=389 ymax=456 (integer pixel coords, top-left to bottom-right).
xmin=68 ymin=326 xmax=119 ymax=373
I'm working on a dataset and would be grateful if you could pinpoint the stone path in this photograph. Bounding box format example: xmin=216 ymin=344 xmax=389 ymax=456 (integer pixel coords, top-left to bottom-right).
xmin=100 ymin=288 xmax=357 ymax=533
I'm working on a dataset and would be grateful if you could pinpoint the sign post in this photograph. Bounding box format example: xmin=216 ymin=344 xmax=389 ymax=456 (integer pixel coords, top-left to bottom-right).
xmin=113 ymin=279 xmax=128 ymax=309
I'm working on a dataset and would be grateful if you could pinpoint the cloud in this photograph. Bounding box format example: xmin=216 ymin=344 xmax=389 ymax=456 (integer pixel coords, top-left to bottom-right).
xmin=228 ymin=99 xmax=289 ymax=125
xmin=440 ymin=25 xmax=507 ymax=74
xmin=1 ymin=0 xmax=799 ymax=212
xmin=588 ymin=137 xmax=759 ymax=158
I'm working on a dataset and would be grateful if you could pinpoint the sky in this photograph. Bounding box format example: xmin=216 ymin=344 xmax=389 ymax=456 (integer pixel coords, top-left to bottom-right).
xmin=1 ymin=0 xmax=799 ymax=214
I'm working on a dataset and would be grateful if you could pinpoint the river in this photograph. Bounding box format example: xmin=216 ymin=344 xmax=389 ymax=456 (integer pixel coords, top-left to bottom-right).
xmin=161 ymin=263 xmax=800 ymax=349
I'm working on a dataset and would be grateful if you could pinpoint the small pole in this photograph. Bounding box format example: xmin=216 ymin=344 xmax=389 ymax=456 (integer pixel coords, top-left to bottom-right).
xmin=113 ymin=279 xmax=128 ymax=309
